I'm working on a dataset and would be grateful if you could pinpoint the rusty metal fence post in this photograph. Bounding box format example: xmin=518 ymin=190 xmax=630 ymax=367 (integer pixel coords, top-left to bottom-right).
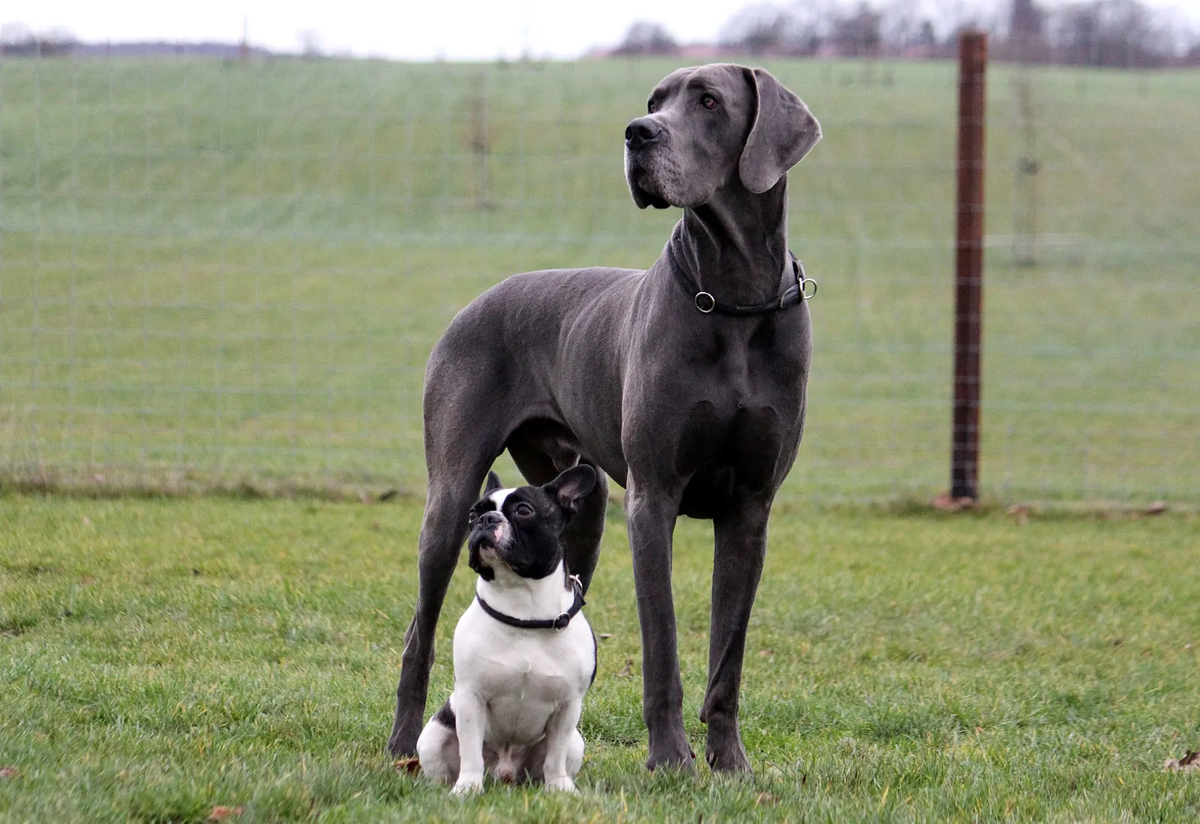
xmin=951 ymin=31 xmax=987 ymax=501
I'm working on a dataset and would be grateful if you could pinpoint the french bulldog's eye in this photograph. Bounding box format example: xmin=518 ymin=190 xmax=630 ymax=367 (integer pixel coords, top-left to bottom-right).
xmin=514 ymin=503 xmax=535 ymax=518
xmin=701 ymin=94 xmax=718 ymax=110
xmin=467 ymin=511 xmax=477 ymax=524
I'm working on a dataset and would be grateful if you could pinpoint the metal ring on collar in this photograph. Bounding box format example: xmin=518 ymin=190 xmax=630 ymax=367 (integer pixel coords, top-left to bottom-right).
xmin=695 ymin=292 xmax=716 ymax=313
xmin=554 ymin=613 xmax=571 ymax=631
xmin=800 ymin=278 xmax=818 ymax=301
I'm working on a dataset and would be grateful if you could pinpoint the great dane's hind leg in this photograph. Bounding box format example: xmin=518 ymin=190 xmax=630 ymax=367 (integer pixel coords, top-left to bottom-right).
xmin=699 ymin=501 xmax=770 ymax=773
xmin=387 ymin=452 xmax=497 ymax=758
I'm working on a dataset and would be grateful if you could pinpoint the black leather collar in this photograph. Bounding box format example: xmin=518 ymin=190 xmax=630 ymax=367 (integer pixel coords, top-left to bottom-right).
xmin=667 ymin=245 xmax=817 ymax=316
xmin=475 ymin=574 xmax=586 ymax=631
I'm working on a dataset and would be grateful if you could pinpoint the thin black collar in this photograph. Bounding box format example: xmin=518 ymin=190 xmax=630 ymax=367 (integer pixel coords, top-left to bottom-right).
xmin=475 ymin=574 xmax=586 ymax=631
xmin=667 ymin=244 xmax=817 ymax=316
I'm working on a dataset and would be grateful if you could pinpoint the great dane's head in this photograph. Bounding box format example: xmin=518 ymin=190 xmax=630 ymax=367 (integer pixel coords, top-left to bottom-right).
xmin=624 ymin=64 xmax=821 ymax=210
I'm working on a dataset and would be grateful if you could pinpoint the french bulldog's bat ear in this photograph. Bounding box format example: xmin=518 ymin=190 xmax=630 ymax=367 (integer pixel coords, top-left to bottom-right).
xmin=738 ymin=67 xmax=821 ymax=194
xmin=483 ymin=470 xmax=503 ymax=494
xmin=544 ymin=465 xmax=597 ymax=516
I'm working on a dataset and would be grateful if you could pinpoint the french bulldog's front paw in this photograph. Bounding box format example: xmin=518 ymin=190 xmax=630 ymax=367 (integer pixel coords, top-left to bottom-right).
xmin=544 ymin=775 xmax=577 ymax=793
xmin=452 ymin=777 xmax=483 ymax=796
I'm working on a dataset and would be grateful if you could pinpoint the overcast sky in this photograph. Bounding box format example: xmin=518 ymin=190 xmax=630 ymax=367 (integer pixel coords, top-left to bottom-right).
xmin=5 ymin=0 xmax=1199 ymax=60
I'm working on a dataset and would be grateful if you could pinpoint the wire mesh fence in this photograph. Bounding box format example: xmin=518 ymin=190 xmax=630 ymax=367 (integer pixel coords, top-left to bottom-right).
xmin=1 ymin=55 xmax=1197 ymax=505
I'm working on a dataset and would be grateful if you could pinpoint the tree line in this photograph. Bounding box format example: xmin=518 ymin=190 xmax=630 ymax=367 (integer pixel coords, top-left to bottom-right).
xmin=614 ymin=0 xmax=1200 ymax=68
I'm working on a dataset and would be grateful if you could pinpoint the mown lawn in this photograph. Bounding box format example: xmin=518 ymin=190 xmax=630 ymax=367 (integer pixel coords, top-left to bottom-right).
xmin=2 ymin=494 xmax=1198 ymax=822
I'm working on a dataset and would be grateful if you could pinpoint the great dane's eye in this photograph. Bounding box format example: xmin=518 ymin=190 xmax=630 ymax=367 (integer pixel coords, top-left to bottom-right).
xmin=514 ymin=503 xmax=534 ymax=518
xmin=647 ymin=99 xmax=657 ymax=114
xmin=701 ymin=94 xmax=718 ymax=110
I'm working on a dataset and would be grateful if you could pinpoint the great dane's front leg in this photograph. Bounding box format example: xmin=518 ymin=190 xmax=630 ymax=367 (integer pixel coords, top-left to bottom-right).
xmin=700 ymin=500 xmax=770 ymax=773
xmin=388 ymin=479 xmax=480 ymax=757
xmin=625 ymin=480 xmax=694 ymax=771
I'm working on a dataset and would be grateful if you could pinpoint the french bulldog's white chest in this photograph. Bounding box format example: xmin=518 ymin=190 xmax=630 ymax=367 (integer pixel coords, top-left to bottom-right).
xmin=452 ymin=586 xmax=594 ymax=747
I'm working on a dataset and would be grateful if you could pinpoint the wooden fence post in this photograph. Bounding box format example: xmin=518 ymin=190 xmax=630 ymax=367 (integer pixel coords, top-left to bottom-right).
xmin=951 ymin=31 xmax=987 ymax=502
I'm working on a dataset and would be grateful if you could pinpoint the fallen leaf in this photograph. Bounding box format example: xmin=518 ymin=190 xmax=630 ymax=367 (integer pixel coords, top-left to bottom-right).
xmin=82 ymin=516 xmax=93 ymax=527
xmin=1144 ymin=501 xmax=1168 ymax=516
xmin=758 ymin=648 xmax=775 ymax=658
xmin=0 ymin=767 xmax=18 ymax=779
xmin=378 ymin=489 xmax=400 ymax=502
xmin=616 ymin=658 xmax=633 ymax=677
xmin=1164 ymin=751 xmax=1200 ymax=771
xmin=393 ymin=757 xmax=421 ymax=775
xmin=1007 ymin=504 xmax=1030 ymax=524
xmin=207 ymin=806 xmax=245 ymax=822
xmin=932 ymin=494 xmax=975 ymax=512
xmin=598 ymin=633 xmax=613 ymax=640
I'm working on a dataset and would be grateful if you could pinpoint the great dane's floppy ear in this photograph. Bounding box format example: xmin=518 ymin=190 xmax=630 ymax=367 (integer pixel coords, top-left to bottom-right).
xmin=543 ymin=465 xmax=597 ymax=517
xmin=738 ymin=68 xmax=821 ymax=195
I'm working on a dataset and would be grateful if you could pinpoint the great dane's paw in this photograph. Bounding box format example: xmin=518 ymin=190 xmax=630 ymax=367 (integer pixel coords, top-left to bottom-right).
xmin=387 ymin=739 xmax=416 ymax=759
xmin=387 ymin=722 xmax=420 ymax=758
xmin=452 ymin=777 xmax=484 ymax=796
xmin=705 ymin=742 xmax=753 ymax=775
xmin=646 ymin=743 xmax=696 ymax=773
xmin=544 ymin=775 xmax=577 ymax=793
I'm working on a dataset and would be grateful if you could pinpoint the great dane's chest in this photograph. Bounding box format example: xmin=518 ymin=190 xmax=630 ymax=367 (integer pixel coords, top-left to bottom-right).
xmin=627 ymin=309 xmax=810 ymax=514
xmin=678 ymin=309 xmax=809 ymax=410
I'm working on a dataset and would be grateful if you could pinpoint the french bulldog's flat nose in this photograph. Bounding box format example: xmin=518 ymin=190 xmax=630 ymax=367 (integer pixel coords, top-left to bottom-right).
xmin=625 ymin=117 xmax=662 ymax=148
xmin=477 ymin=511 xmax=505 ymax=529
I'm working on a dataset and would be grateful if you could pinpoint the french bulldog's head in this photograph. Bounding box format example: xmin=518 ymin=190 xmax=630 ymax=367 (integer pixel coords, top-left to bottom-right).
xmin=466 ymin=465 xmax=597 ymax=583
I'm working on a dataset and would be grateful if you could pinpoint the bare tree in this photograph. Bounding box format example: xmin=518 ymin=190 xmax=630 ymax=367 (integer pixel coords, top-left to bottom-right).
xmin=298 ymin=29 xmax=323 ymax=59
xmin=1005 ymin=0 xmax=1050 ymax=61
xmin=613 ymin=21 xmax=679 ymax=56
xmin=0 ymin=23 xmax=76 ymax=56
xmin=1010 ymin=0 xmax=1045 ymax=36
xmin=719 ymin=3 xmax=819 ymax=55
xmin=832 ymin=3 xmax=884 ymax=56
xmin=1048 ymin=0 xmax=1173 ymax=67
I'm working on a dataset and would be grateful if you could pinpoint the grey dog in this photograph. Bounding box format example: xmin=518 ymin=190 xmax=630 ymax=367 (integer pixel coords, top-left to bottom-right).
xmin=388 ymin=63 xmax=821 ymax=773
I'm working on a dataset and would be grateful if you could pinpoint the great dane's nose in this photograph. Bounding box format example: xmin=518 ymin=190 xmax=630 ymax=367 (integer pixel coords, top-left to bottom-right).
xmin=625 ymin=117 xmax=662 ymax=148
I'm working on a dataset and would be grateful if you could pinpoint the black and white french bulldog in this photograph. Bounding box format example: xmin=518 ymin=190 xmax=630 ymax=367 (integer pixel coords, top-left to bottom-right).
xmin=416 ymin=465 xmax=599 ymax=794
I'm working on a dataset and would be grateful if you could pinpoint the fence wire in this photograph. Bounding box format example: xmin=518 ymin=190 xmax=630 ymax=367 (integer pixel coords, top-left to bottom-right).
xmin=1 ymin=55 xmax=1197 ymax=505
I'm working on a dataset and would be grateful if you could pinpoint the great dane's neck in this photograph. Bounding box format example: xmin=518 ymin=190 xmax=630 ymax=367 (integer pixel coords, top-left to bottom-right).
xmin=670 ymin=179 xmax=791 ymax=308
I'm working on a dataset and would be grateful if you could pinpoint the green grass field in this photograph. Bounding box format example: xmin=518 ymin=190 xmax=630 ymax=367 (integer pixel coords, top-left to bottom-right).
xmin=1 ymin=495 xmax=1198 ymax=822
xmin=2 ymin=57 xmax=1197 ymax=504
xmin=2 ymin=55 xmax=1198 ymax=823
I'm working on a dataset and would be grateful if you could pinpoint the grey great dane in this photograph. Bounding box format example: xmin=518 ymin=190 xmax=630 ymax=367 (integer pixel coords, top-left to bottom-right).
xmin=388 ymin=63 xmax=821 ymax=773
